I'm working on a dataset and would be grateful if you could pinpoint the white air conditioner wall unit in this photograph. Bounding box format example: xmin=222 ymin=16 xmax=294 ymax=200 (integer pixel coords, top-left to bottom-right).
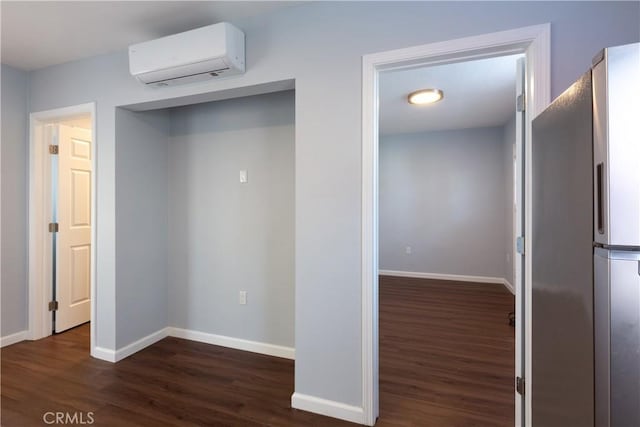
xmin=129 ymin=22 xmax=245 ymax=87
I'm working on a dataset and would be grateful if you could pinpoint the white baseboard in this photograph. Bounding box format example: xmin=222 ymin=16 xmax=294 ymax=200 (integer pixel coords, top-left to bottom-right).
xmin=91 ymin=326 xmax=295 ymax=363
xmin=114 ymin=328 xmax=169 ymax=362
xmin=92 ymin=327 xmax=169 ymax=363
xmin=502 ymin=278 xmax=515 ymax=295
xmin=168 ymin=327 xmax=295 ymax=360
xmin=291 ymin=392 xmax=364 ymax=425
xmin=92 ymin=346 xmax=116 ymax=363
xmin=0 ymin=330 xmax=29 ymax=348
xmin=379 ymin=269 xmax=507 ymax=285
xmin=379 ymin=270 xmax=516 ymax=296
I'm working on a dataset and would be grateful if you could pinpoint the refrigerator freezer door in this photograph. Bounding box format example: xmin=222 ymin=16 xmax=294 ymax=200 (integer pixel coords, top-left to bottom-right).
xmin=532 ymin=71 xmax=594 ymax=427
xmin=610 ymin=252 xmax=640 ymax=427
xmin=594 ymin=250 xmax=611 ymax=427
xmin=595 ymin=249 xmax=640 ymax=427
xmin=593 ymin=43 xmax=640 ymax=247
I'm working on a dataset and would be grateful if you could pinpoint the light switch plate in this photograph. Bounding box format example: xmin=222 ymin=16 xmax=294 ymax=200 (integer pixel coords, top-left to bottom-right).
xmin=239 ymin=170 xmax=248 ymax=183
xmin=239 ymin=291 xmax=247 ymax=305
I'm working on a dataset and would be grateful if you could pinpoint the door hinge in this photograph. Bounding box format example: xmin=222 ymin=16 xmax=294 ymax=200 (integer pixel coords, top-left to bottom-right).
xmin=516 ymin=236 xmax=525 ymax=255
xmin=516 ymin=376 xmax=525 ymax=395
xmin=49 ymin=144 xmax=59 ymax=155
xmin=48 ymin=301 xmax=59 ymax=311
xmin=48 ymin=222 xmax=59 ymax=233
xmin=516 ymin=94 xmax=526 ymax=112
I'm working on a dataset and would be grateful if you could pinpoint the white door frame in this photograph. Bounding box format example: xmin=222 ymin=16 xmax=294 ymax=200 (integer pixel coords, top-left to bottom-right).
xmin=28 ymin=102 xmax=97 ymax=357
xmin=361 ymin=24 xmax=550 ymax=426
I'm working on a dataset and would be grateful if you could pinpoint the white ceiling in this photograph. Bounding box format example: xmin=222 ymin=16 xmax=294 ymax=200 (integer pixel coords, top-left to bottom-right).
xmin=1 ymin=1 xmax=302 ymax=71
xmin=379 ymin=54 xmax=523 ymax=135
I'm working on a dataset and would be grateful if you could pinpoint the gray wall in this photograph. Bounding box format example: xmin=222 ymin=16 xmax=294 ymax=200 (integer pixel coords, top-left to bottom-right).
xmin=379 ymin=127 xmax=508 ymax=279
xmin=24 ymin=1 xmax=640 ymax=407
xmin=503 ymin=116 xmax=517 ymax=287
xmin=114 ymin=108 xmax=169 ymax=348
xmin=1 ymin=64 xmax=29 ymax=337
xmin=114 ymin=91 xmax=295 ymax=349
xmin=168 ymin=91 xmax=295 ymax=347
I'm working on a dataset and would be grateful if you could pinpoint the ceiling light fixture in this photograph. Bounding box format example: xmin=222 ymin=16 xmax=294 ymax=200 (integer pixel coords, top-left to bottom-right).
xmin=408 ymin=89 xmax=444 ymax=105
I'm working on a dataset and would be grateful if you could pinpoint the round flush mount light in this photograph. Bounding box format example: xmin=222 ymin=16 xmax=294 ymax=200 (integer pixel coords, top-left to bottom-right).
xmin=408 ymin=88 xmax=444 ymax=105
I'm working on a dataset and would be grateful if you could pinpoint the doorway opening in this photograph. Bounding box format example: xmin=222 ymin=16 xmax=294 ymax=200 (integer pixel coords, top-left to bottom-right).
xmin=28 ymin=103 xmax=96 ymax=354
xmin=361 ymin=25 xmax=551 ymax=426
xmin=376 ymin=52 xmax=522 ymax=425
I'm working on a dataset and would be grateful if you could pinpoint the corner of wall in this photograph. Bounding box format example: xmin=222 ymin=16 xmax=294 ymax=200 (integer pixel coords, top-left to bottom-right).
xmin=0 ymin=64 xmax=31 ymax=337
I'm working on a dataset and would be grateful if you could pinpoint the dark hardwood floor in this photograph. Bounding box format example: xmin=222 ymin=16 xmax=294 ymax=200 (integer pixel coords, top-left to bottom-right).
xmin=378 ymin=276 xmax=515 ymax=427
xmin=1 ymin=277 xmax=514 ymax=426
xmin=0 ymin=324 xmax=352 ymax=427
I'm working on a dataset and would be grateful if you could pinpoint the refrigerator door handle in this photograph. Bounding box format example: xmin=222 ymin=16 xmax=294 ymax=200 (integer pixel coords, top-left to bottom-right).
xmin=597 ymin=162 xmax=605 ymax=235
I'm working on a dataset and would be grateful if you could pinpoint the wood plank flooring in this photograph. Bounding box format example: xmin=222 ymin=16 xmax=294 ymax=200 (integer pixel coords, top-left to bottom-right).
xmin=0 ymin=324 xmax=352 ymax=427
xmin=1 ymin=277 xmax=514 ymax=426
xmin=377 ymin=276 xmax=515 ymax=427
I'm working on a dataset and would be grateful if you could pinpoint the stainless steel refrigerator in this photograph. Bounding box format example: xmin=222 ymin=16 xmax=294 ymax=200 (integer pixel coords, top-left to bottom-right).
xmin=532 ymin=42 xmax=639 ymax=427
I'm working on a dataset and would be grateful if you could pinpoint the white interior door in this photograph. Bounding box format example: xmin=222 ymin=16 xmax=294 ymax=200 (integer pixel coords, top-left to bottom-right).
xmin=55 ymin=124 xmax=92 ymax=333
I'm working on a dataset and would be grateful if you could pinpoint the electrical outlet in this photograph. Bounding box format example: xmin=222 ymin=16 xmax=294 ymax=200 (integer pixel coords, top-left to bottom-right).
xmin=239 ymin=291 xmax=247 ymax=305
xmin=405 ymin=246 xmax=412 ymax=255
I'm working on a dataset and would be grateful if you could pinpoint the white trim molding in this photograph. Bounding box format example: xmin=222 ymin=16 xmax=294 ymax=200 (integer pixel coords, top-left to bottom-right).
xmin=93 ymin=327 xmax=295 ymax=363
xmin=0 ymin=330 xmax=29 ymax=348
xmin=291 ymin=393 xmax=364 ymax=425
xmin=168 ymin=327 xmax=295 ymax=360
xmin=379 ymin=270 xmax=516 ymax=295
xmin=362 ymin=24 xmax=550 ymax=427
xmin=92 ymin=328 xmax=169 ymax=363
xmin=503 ymin=279 xmax=516 ymax=295
xmin=92 ymin=347 xmax=117 ymax=363
xmin=378 ymin=270 xmax=516 ymax=295
xmin=379 ymin=270 xmax=506 ymax=284
xmin=115 ymin=328 xmax=169 ymax=362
